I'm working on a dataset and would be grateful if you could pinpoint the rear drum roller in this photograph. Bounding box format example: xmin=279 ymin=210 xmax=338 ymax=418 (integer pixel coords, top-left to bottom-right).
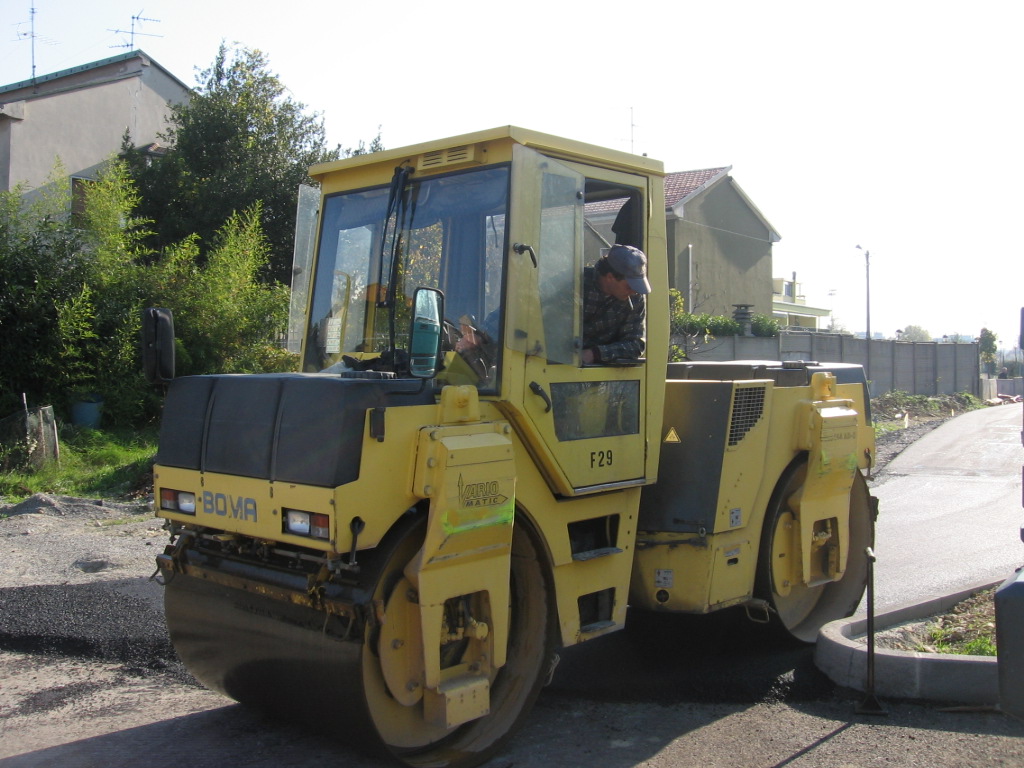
xmin=756 ymin=462 xmax=875 ymax=642
xmin=164 ymin=514 xmax=553 ymax=768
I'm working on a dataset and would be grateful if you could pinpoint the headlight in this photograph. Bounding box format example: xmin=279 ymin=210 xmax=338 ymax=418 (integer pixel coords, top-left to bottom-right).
xmin=284 ymin=509 xmax=330 ymax=540
xmin=285 ymin=510 xmax=311 ymax=535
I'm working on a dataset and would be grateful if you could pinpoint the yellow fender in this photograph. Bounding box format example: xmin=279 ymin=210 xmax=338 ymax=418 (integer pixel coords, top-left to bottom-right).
xmin=789 ymin=372 xmax=861 ymax=588
xmin=401 ymin=386 xmax=517 ymax=728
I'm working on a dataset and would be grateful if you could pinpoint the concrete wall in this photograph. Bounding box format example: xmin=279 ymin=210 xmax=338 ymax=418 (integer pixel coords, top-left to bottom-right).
xmin=981 ymin=377 xmax=1024 ymax=399
xmin=667 ymin=178 xmax=773 ymax=318
xmin=675 ymin=332 xmax=981 ymax=397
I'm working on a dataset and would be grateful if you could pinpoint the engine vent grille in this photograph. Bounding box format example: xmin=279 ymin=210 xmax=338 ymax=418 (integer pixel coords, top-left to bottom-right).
xmin=728 ymin=385 xmax=766 ymax=446
xmin=416 ymin=145 xmax=479 ymax=171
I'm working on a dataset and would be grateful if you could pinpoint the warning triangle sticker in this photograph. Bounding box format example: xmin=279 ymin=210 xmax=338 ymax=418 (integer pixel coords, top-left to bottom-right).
xmin=663 ymin=427 xmax=681 ymax=443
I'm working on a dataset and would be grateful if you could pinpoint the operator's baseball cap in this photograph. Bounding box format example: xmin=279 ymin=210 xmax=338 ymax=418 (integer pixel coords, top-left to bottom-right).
xmin=605 ymin=244 xmax=651 ymax=295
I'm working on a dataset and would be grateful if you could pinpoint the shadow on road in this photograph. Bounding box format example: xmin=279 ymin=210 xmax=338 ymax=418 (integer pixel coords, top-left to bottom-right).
xmin=550 ymin=607 xmax=831 ymax=705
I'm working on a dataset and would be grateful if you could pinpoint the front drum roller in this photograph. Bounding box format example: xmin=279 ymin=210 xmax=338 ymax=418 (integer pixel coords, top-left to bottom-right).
xmin=164 ymin=515 xmax=554 ymax=768
xmin=755 ymin=461 xmax=875 ymax=642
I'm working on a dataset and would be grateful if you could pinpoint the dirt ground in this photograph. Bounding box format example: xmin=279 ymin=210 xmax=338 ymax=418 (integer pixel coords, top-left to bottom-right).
xmin=2 ymin=417 xmax=1024 ymax=767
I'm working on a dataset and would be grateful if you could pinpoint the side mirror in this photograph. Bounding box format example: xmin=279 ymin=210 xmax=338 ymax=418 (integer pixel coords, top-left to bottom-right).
xmin=142 ymin=307 xmax=175 ymax=384
xmin=408 ymin=288 xmax=444 ymax=379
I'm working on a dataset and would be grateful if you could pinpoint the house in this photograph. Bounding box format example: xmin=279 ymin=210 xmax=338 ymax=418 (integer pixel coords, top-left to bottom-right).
xmin=664 ymin=167 xmax=780 ymax=318
xmin=0 ymin=50 xmax=189 ymax=198
xmin=585 ymin=167 xmax=780 ymax=318
xmin=772 ymin=273 xmax=832 ymax=330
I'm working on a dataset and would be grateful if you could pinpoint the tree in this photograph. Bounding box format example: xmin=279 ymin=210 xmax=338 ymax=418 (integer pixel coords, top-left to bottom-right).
xmin=900 ymin=324 xmax=931 ymax=342
xmin=127 ymin=44 xmax=347 ymax=285
xmin=979 ymin=328 xmax=997 ymax=362
xmin=979 ymin=327 xmax=998 ymax=375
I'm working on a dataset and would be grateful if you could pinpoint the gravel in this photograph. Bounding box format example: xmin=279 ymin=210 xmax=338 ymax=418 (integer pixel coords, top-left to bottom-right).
xmin=0 ymin=494 xmax=163 ymax=587
xmin=0 ymin=493 xmax=197 ymax=697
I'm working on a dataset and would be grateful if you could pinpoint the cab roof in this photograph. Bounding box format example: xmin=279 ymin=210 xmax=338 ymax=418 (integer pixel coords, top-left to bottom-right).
xmin=309 ymin=126 xmax=665 ymax=182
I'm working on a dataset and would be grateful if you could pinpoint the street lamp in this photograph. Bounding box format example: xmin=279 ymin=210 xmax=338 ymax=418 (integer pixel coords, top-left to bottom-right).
xmin=855 ymin=245 xmax=870 ymax=342
xmin=856 ymin=245 xmax=871 ymax=383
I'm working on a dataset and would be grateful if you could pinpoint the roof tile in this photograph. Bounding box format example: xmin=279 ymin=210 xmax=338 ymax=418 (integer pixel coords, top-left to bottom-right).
xmin=663 ymin=168 xmax=729 ymax=207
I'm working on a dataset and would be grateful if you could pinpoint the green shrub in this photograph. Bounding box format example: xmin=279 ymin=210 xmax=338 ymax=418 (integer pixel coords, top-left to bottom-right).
xmin=0 ymin=159 xmax=292 ymax=427
xmin=667 ymin=289 xmax=778 ymax=342
xmin=147 ymin=206 xmax=294 ymax=376
xmin=751 ymin=313 xmax=780 ymax=337
xmin=704 ymin=314 xmax=742 ymax=337
xmin=0 ymin=171 xmax=90 ymax=417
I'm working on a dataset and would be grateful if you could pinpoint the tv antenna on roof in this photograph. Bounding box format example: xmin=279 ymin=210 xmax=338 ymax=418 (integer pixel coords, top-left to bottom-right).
xmin=14 ymin=3 xmax=58 ymax=84
xmin=108 ymin=10 xmax=162 ymax=50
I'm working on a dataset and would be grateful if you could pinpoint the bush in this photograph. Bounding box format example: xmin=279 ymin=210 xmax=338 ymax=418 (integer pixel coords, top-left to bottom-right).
xmin=0 ymin=170 xmax=90 ymax=418
xmin=751 ymin=313 xmax=780 ymax=337
xmin=0 ymin=159 xmax=293 ymax=427
xmin=147 ymin=207 xmax=294 ymax=376
xmin=667 ymin=289 xmax=778 ymax=342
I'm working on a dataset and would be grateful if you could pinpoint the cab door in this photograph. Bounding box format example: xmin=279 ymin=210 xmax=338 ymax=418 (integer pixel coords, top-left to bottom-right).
xmin=505 ymin=145 xmax=648 ymax=495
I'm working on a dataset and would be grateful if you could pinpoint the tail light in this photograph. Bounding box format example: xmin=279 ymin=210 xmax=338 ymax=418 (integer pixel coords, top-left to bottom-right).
xmin=160 ymin=489 xmax=196 ymax=514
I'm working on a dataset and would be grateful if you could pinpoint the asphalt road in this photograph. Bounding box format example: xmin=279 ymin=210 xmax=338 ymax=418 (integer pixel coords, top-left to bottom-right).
xmin=868 ymin=402 xmax=1024 ymax=612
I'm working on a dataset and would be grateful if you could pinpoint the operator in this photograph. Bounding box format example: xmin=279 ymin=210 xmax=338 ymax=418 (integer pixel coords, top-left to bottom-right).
xmin=453 ymin=314 xmax=496 ymax=382
xmin=581 ymin=244 xmax=651 ymax=364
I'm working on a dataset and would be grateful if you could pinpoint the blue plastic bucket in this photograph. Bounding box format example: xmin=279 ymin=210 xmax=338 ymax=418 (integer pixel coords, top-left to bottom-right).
xmin=70 ymin=398 xmax=103 ymax=428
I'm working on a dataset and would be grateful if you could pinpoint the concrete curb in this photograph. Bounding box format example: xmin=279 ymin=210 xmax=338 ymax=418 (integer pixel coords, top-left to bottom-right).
xmin=815 ymin=581 xmax=1000 ymax=705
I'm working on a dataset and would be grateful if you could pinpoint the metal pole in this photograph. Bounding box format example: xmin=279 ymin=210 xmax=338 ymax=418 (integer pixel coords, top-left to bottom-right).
xmin=857 ymin=546 xmax=886 ymax=715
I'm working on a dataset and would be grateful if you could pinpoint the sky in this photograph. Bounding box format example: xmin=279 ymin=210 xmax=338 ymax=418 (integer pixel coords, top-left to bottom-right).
xmin=4 ymin=0 xmax=1022 ymax=349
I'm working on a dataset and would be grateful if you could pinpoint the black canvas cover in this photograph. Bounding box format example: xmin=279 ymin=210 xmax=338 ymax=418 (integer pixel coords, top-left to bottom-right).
xmin=157 ymin=374 xmax=433 ymax=487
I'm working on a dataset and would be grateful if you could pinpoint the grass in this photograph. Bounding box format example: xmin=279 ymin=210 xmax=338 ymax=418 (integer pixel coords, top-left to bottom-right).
xmin=0 ymin=425 xmax=157 ymax=503
xmin=874 ymin=590 xmax=999 ymax=657
xmin=922 ymin=588 xmax=998 ymax=656
xmin=872 ymin=420 xmax=907 ymax=439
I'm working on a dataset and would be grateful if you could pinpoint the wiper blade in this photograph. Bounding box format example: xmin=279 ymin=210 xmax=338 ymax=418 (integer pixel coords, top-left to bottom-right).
xmin=376 ymin=165 xmax=414 ymax=365
xmin=378 ymin=165 xmax=413 ymax=310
